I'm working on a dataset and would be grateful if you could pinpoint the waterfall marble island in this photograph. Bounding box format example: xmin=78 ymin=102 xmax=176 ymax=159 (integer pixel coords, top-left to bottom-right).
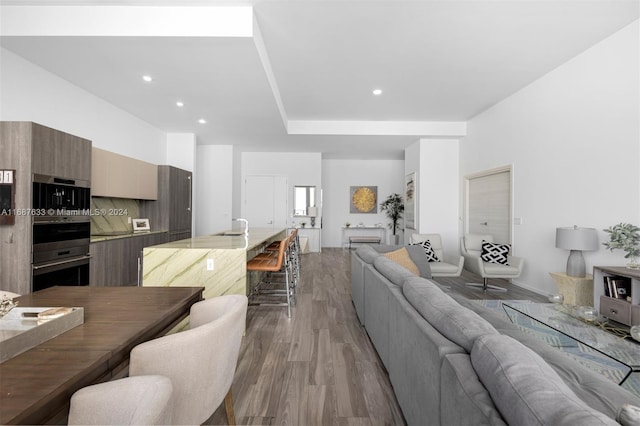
xmin=142 ymin=228 xmax=286 ymax=299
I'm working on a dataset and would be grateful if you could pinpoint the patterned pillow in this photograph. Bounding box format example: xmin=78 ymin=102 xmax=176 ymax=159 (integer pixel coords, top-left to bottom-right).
xmin=481 ymin=241 xmax=510 ymax=265
xmin=412 ymin=240 xmax=440 ymax=262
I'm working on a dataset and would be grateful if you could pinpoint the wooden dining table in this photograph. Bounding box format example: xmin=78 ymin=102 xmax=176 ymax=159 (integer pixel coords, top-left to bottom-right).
xmin=0 ymin=285 xmax=203 ymax=425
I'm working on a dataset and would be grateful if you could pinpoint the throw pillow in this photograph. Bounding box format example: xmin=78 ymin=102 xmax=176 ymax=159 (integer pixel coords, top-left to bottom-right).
xmin=412 ymin=240 xmax=440 ymax=262
xmin=481 ymin=241 xmax=510 ymax=265
xmin=382 ymin=247 xmax=420 ymax=275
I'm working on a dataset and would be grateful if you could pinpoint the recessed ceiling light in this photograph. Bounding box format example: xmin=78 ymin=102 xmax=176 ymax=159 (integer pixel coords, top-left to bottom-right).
xmin=198 ymin=119 xmax=207 ymax=124
xmin=372 ymin=89 xmax=382 ymax=96
xmin=142 ymin=75 xmax=153 ymax=82
xmin=176 ymin=101 xmax=184 ymax=107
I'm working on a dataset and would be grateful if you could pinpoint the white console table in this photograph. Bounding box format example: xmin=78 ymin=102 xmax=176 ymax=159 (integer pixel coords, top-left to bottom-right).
xmin=290 ymin=227 xmax=321 ymax=253
xmin=342 ymin=226 xmax=387 ymax=247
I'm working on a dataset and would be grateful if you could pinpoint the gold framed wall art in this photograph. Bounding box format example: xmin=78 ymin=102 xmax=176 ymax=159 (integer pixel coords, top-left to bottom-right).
xmin=350 ymin=186 xmax=377 ymax=214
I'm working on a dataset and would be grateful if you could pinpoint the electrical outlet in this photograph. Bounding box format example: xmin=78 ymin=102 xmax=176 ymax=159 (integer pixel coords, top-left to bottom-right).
xmin=206 ymin=258 xmax=214 ymax=271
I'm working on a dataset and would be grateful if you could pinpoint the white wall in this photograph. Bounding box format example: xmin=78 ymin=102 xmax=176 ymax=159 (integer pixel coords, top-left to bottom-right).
xmin=195 ymin=145 xmax=234 ymax=236
xmin=241 ymin=152 xmax=322 ymax=226
xmin=460 ymin=20 xmax=640 ymax=295
xmin=322 ymin=159 xmax=405 ymax=247
xmin=405 ymin=139 xmax=460 ymax=252
xmin=166 ymin=133 xmax=196 ymax=172
xmin=0 ymin=48 xmax=166 ymax=164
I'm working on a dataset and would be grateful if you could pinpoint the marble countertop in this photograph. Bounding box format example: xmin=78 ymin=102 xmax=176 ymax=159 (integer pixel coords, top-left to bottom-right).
xmin=145 ymin=227 xmax=286 ymax=251
xmin=91 ymin=229 xmax=168 ymax=243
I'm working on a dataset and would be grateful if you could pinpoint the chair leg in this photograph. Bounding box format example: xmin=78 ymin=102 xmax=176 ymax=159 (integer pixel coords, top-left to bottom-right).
xmin=224 ymin=388 xmax=236 ymax=426
xmin=285 ymin=267 xmax=291 ymax=318
xmin=465 ymin=277 xmax=508 ymax=292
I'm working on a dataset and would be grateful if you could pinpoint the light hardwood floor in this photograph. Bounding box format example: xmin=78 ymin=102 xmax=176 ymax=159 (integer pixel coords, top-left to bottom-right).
xmin=207 ymin=248 xmax=546 ymax=425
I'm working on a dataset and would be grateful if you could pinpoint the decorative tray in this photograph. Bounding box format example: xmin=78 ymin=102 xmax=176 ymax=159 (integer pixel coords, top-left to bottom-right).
xmin=0 ymin=307 xmax=84 ymax=363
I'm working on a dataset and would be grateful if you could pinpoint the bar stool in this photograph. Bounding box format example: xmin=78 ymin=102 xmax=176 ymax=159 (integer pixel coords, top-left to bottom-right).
xmin=259 ymin=230 xmax=301 ymax=287
xmin=247 ymin=236 xmax=295 ymax=317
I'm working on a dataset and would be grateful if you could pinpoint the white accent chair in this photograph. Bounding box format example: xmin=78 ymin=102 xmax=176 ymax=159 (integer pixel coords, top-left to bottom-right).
xmin=461 ymin=233 xmax=524 ymax=292
xmin=410 ymin=233 xmax=464 ymax=277
xmin=68 ymin=375 xmax=173 ymax=425
xmin=129 ymin=295 xmax=248 ymax=426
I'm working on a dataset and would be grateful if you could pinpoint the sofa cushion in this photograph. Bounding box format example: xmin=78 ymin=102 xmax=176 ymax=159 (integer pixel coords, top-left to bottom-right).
xmin=402 ymin=277 xmax=498 ymax=352
xmin=441 ymin=353 xmax=506 ymax=426
xmin=356 ymin=244 xmax=382 ymax=264
xmin=411 ymin=240 xmax=440 ymax=262
xmin=383 ymin=247 xmax=420 ymax=275
xmin=373 ymin=256 xmax=416 ymax=286
xmin=481 ymin=241 xmax=510 ymax=265
xmin=618 ymin=404 xmax=640 ymax=426
xmin=471 ymin=334 xmax=618 ymax=426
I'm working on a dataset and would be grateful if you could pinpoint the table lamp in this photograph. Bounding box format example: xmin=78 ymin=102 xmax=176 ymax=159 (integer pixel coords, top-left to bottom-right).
xmin=555 ymin=226 xmax=598 ymax=277
xmin=308 ymin=206 xmax=318 ymax=227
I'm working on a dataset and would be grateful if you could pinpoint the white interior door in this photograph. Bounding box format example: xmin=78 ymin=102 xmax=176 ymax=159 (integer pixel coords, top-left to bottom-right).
xmin=465 ymin=168 xmax=511 ymax=244
xmin=272 ymin=176 xmax=288 ymax=229
xmin=244 ymin=175 xmax=288 ymax=229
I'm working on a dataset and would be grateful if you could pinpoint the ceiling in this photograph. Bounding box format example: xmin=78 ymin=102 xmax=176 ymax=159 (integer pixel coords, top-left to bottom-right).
xmin=1 ymin=1 xmax=638 ymax=159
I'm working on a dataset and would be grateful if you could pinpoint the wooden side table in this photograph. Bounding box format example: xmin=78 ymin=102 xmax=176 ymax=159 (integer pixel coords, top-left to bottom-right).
xmin=549 ymin=272 xmax=594 ymax=306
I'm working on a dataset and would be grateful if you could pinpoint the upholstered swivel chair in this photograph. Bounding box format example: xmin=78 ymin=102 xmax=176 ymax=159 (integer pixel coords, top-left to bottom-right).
xmin=129 ymin=295 xmax=248 ymax=426
xmin=410 ymin=233 xmax=464 ymax=277
xmin=461 ymin=233 xmax=524 ymax=292
xmin=68 ymin=375 xmax=173 ymax=425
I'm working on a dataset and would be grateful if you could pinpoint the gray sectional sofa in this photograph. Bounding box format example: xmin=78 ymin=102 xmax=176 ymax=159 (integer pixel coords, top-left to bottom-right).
xmin=351 ymin=244 xmax=640 ymax=426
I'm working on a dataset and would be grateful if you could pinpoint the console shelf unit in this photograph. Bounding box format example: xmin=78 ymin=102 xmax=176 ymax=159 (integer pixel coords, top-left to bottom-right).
xmin=593 ymin=266 xmax=640 ymax=326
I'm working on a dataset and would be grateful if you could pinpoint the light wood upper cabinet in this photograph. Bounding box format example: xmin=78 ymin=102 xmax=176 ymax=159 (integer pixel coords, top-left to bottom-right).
xmin=92 ymin=147 xmax=158 ymax=200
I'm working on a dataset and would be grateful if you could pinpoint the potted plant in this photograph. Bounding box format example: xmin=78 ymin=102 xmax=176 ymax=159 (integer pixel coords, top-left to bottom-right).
xmin=300 ymin=221 xmax=307 ymax=228
xmin=380 ymin=193 xmax=404 ymax=243
xmin=345 ymin=222 xmax=351 ymax=228
xmin=603 ymin=223 xmax=640 ymax=269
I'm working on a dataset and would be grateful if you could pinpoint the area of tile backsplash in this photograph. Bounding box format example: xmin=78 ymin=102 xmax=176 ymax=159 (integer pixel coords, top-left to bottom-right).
xmin=91 ymin=197 xmax=140 ymax=235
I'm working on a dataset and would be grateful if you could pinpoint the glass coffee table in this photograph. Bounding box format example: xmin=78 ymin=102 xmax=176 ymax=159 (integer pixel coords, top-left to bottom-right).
xmin=502 ymin=302 xmax=640 ymax=385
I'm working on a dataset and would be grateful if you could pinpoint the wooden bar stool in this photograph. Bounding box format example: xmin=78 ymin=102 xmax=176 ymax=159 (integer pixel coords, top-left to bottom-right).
xmin=261 ymin=230 xmax=301 ymax=286
xmin=247 ymin=237 xmax=294 ymax=317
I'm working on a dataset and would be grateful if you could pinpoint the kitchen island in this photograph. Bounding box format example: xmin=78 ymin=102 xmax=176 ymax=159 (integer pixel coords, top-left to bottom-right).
xmin=142 ymin=227 xmax=286 ymax=299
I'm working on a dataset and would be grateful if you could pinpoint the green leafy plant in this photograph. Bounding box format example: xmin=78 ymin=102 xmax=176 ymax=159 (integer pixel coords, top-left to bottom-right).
xmin=603 ymin=223 xmax=640 ymax=259
xmin=380 ymin=193 xmax=404 ymax=236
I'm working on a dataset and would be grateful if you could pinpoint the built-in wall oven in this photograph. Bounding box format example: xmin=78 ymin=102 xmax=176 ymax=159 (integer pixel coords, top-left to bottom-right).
xmin=32 ymin=174 xmax=91 ymax=292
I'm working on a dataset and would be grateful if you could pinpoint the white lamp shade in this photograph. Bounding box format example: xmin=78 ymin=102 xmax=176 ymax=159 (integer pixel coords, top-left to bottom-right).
xmin=308 ymin=206 xmax=318 ymax=217
xmin=555 ymin=227 xmax=598 ymax=251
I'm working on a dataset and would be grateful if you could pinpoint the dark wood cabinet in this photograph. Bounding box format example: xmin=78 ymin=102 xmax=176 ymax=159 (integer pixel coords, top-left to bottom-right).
xmin=169 ymin=167 xmax=192 ymax=232
xmin=142 ymin=165 xmax=192 ymax=240
xmin=31 ymin=123 xmax=92 ymax=181
xmin=90 ymin=232 xmax=168 ymax=286
xmin=0 ymin=122 xmax=91 ymax=295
